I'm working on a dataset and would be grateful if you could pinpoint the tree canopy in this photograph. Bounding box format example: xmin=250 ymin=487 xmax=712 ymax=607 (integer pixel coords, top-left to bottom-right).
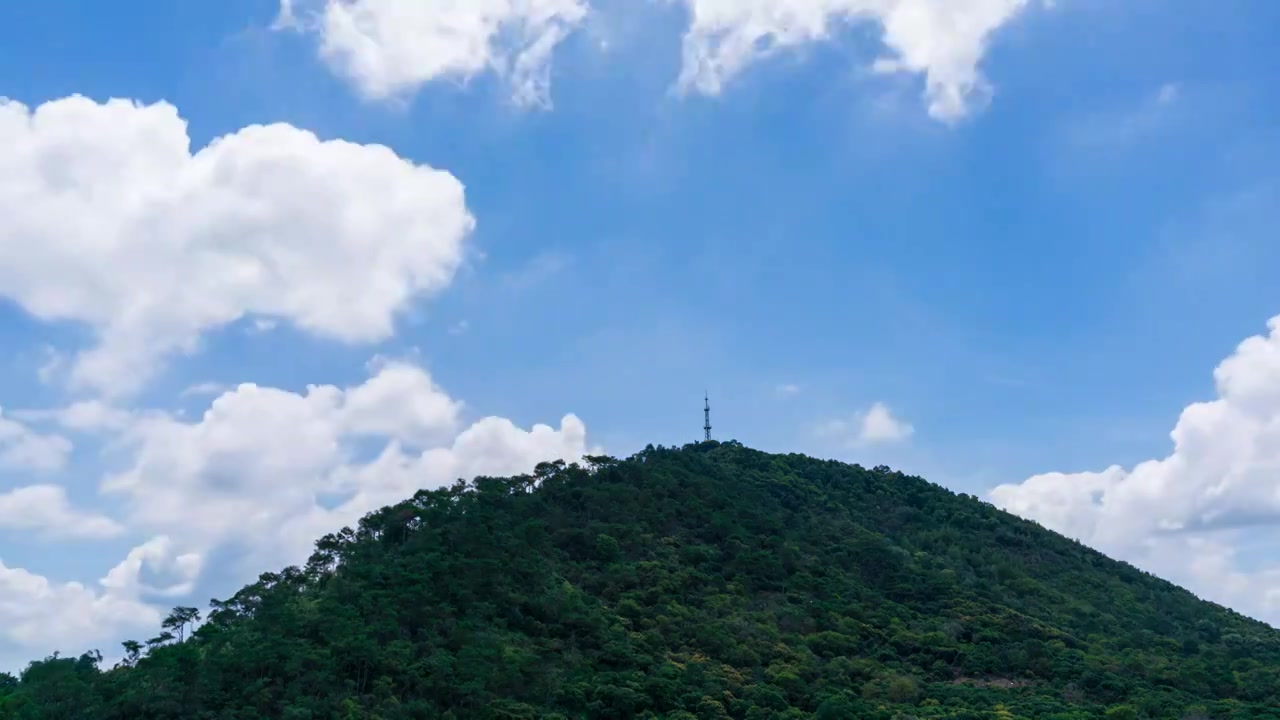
xmin=4 ymin=441 xmax=1279 ymax=719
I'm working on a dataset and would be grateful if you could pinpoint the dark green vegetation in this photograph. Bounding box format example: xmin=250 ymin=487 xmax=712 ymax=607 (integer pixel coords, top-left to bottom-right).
xmin=4 ymin=442 xmax=1280 ymax=719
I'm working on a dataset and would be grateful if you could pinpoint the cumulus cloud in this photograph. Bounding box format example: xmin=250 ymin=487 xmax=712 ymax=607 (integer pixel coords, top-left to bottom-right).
xmin=0 ymin=485 xmax=124 ymax=540
xmin=341 ymin=359 xmax=463 ymax=447
xmin=991 ymin=316 xmax=1280 ymax=623
xmin=0 ymin=92 xmax=592 ymax=664
xmin=98 ymin=361 xmax=590 ymax=577
xmin=673 ymin=0 xmax=1034 ymax=121
xmin=0 ymin=409 xmax=72 ymax=472
xmin=818 ymin=401 xmax=914 ymax=446
xmin=1 ymin=362 xmax=591 ymax=664
xmin=0 ymin=533 xmax=199 ymax=665
xmin=99 ymin=536 xmax=203 ymax=600
xmin=277 ymin=0 xmax=590 ymax=107
xmin=858 ymin=401 xmax=915 ymax=443
xmin=0 ymin=560 xmax=159 ymax=656
xmin=0 ymin=95 xmax=474 ymax=396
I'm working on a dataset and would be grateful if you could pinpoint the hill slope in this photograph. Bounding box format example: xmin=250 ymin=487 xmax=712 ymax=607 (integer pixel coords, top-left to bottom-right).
xmin=4 ymin=442 xmax=1280 ymax=719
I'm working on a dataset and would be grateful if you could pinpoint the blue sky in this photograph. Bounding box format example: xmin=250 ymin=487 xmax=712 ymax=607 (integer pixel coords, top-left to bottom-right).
xmin=1 ymin=0 xmax=1280 ymax=668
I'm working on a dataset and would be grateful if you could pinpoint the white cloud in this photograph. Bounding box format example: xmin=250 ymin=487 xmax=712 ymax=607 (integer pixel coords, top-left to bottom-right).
xmin=0 ymin=485 xmax=124 ymax=540
xmin=990 ymin=316 xmax=1280 ymax=623
xmin=13 ymin=401 xmax=138 ymax=435
xmin=341 ymin=359 xmax=463 ymax=448
xmin=1145 ymin=535 xmax=1280 ymax=621
xmin=776 ymin=383 xmax=801 ymax=397
xmin=818 ymin=401 xmax=914 ymax=446
xmin=0 ymin=408 xmax=72 ymax=472
xmin=0 ymin=534 xmax=203 ymax=667
xmin=277 ymin=0 xmax=1036 ymax=120
xmin=99 ymin=361 xmax=590 ymax=577
xmin=0 ymin=95 xmax=474 ymax=396
xmin=0 ymin=362 xmax=590 ymax=665
xmin=0 ymin=90 xmax=591 ymax=667
xmin=99 ymin=536 xmax=203 ymax=600
xmin=278 ymin=0 xmax=590 ymax=107
xmin=858 ymin=401 xmax=914 ymax=443
xmin=673 ymin=0 xmax=1035 ymax=121
xmin=54 ymin=402 xmax=136 ymax=434
xmin=180 ymin=382 xmax=230 ymax=399
xmin=0 ymin=559 xmax=160 ymax=657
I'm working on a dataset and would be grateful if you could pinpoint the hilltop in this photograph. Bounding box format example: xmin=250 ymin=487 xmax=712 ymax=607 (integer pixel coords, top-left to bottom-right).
xmin=3 ymin=442 xmax=1280 ymax=719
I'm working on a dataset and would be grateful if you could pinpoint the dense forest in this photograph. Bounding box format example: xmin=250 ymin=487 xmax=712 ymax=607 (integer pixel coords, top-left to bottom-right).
xmin=4 ymin=441 xmax=1280 ymax=719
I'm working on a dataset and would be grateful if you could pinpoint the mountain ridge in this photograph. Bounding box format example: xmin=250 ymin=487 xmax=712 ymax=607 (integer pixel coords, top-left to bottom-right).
xmin=3 ymin=441 xmax=1279 ymax=719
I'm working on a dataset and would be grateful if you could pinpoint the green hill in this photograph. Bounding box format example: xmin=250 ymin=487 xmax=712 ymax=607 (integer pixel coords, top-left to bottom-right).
xmin=4 ymin=442 xmax=1280 ymax=719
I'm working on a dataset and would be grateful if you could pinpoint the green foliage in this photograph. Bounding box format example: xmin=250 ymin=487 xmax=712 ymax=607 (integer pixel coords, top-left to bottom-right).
xmin=1106 ymin=705 xmax=1140 ymax=720
xmin=5 ymin=442 xmax=1280 ymax=719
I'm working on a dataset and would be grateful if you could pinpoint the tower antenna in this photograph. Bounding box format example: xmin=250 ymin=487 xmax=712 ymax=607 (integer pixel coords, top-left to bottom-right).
xmin=703 ymin=392 xmax=712 ymax=441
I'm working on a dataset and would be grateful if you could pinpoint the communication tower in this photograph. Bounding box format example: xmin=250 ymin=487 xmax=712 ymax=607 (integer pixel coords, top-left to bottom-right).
xmin=703 ymin=393 xmax=712 ymax=441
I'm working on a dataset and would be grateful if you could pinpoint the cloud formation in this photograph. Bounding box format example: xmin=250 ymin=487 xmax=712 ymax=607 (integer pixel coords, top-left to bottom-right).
xmin=673 ymin=0 xmax=1034 ymax=121
xmin=0 ymin=91 xmax=591 ymax=666
xmin=0 ymin=95 xmax=474 ymax=396
xmin=818 ymin=401 xmax=914 ymax=447
xmin=0 ymin=409 xmax=72 ymax=472
xmin=1 ymin=361 xmax=591 ymax=665
xmin=99 ymin=359 xmax=588 ymax=581
xmin=0 ymin=485 xmax=124 ymax=540
xmin=0 ymin=559 xmax=161 ymax=655
xmin=278 ymin=0 xmax=1038 ymax=120
xmin=277 ymin=0 xmax=590 ymax=107
xmin=0 ymin=534 xmax=201 ymax=668
xmin=991 ymin=316 xmax=1280 ymax=622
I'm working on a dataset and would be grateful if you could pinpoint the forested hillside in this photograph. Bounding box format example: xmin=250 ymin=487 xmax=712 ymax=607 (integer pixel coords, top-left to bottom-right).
xmin=3 ymin=441 xmax=1280 ymax=719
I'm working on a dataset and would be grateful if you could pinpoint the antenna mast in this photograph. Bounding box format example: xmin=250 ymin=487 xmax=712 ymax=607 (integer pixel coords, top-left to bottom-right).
xmin=703 ymin=392 xmax=712 ymax=441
